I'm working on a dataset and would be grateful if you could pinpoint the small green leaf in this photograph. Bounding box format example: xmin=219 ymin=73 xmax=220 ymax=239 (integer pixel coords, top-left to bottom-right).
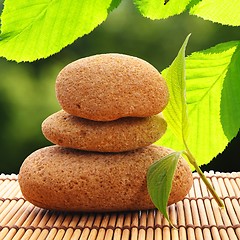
xmin=134 ymin=0 xmax=191 ymax=20
xmin=161 ymin=34 xmax=191 ymax=144
xmin=147 ymin=152 xmax=180 ymax=224
xmin=0 ymin=0 xmax=112 ymax=62
xmin=190 ymin=0 xmax=240 ymax=26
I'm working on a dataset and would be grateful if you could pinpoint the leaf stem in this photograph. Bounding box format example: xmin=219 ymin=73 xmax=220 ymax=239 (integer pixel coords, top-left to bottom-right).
xmin=183 ymin=149 xmax=224 ymax=209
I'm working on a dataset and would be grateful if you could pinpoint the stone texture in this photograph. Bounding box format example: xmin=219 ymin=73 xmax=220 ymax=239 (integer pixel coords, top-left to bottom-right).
xmin=19 ymin=145 xmax=193 ymax=212
xmin=56 ymin=53 xmax=169 ymax=121
xmin=42 ymin=110 xmax=167 ymax=152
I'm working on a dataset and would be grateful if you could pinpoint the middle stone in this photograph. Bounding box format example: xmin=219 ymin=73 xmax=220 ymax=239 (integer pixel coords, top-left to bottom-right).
xmin=42 ymin=110 xmax=167 ymax=152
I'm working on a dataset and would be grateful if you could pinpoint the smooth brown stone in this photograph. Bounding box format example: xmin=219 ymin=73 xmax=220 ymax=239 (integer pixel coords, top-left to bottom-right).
xmin=56 ymin=53 xmax=169 ymax=121
xmin=19 ymin=145 xmax=193 ymax=212
xmin=42 ymin=110 xmax=167 ymax=152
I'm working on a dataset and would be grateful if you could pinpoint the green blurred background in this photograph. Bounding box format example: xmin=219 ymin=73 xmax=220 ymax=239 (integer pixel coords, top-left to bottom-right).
xmin=0 ymin=1 xmax=239 ymax=173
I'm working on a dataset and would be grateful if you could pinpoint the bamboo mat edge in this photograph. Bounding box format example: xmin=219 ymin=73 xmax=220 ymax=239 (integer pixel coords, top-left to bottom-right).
xmin=0 ymin=171 xmax=239 ymax=240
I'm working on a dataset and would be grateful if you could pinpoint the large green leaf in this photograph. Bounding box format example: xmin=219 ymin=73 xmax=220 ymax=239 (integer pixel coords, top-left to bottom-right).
xmin=0 ymin=0 xmax=112 ymax=62
xmin=190 ymin=0 xmax=240 ymax=26
xmin=220 ymin=44 xmax=240 ymax=140
xmin=147 ymin=152 xmax=180 ymax=224
xmin=134 ymin=0 xmax=191 ymax=20
xmin=158 ymin=41 xmax=240 ymax=166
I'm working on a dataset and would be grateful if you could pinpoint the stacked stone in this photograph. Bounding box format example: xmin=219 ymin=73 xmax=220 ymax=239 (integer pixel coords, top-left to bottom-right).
xmin=18 ymin=54 xmax=193 ymax=212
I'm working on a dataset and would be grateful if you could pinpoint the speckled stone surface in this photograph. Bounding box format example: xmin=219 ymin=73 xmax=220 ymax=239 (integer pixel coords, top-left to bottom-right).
xmin=42 ymin=110 xmax=167 ymax=152
xmin=18 ymin=145 xmax=193 ymax=212
xmin=56 ymin=53 xmax=169 ymax=121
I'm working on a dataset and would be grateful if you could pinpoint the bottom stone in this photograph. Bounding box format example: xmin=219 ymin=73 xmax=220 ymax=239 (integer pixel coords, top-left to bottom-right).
xmin=18 ymin=145 xmax=193 ymax=212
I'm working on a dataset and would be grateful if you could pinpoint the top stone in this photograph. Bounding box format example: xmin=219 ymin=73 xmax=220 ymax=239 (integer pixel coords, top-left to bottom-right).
xmin=56 ymin=53 xmax=169 ymax=121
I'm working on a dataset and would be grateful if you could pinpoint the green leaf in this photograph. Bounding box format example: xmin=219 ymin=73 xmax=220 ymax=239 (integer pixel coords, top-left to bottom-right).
xmin=190 ymin=0 xmax=240 ymax=26
xmin=108 ymin=0 xmax=122 ymax=12
xmin=0 ymin=0 xmax=112 ymax=62
xmin=158 ymin=41 xmax=240 ymax=167
xmin=134 ymin=0 xmax=191 ymax=20
xmin=186 ymin=41 xmax=239 ymax=164
xmin=161 ymin=34 xmax=191 ymax=145
xmin=147 ymin=152 xmax=180 ymax=224
xmin=156 ymin=127 xmax=185 ymax=152
xmin=220 ymin=44 xmax=240 ymax=140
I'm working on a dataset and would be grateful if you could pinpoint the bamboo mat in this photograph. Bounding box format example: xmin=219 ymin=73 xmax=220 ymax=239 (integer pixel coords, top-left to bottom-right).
xmin=0 ymin=171 xmax=239 ymax=240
